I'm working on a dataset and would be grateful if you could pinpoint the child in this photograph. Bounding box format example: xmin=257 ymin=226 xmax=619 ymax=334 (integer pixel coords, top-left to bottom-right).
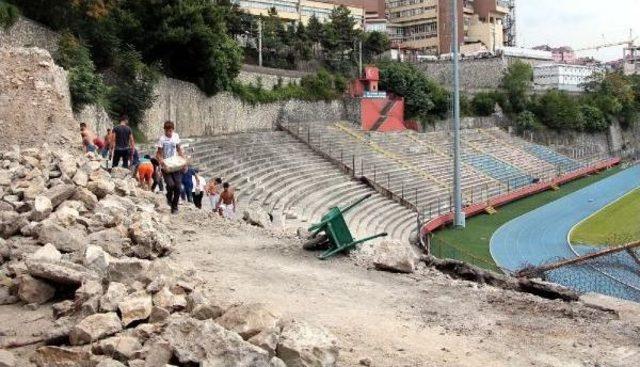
xmin=137 ymin=155 xmax=154 ymax=190
xmin=215 ymin=182 xmax=236 ymax=219
xmin=206 ymin=177 xmax=222 ymax=211
xmin=192 ymin=169 xmax=206 ymax=209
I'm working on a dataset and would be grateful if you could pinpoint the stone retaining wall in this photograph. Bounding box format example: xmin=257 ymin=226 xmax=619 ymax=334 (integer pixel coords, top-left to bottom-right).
xmin=0 ymin=17 xmax=60 ymax=55
xmin=140 ymin=76 xmax=346 ymax=140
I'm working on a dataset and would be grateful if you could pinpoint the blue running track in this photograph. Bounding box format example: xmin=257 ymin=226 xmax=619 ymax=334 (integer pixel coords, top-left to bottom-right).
xmin=490 ymin=165 xmax=640 ymax=301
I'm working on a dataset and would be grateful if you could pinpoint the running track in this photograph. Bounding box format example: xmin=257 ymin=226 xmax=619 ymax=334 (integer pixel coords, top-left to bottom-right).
xmin=490 ymin=165 xmax=640 ymax=301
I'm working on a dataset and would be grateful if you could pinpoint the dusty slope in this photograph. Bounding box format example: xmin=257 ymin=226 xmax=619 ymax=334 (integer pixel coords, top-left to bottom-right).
xmin=171 ymin=212 xmax=639 ymax=367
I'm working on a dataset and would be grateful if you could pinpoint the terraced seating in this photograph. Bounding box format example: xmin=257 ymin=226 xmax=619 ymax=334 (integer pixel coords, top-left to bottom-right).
xmin=188 ymin=131 xmax=418 ymax=244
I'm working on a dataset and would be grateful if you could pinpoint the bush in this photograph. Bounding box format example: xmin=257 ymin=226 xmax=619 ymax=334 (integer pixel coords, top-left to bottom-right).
xmin=534 ymin=89 xmax=580 ymax=130
xmin=472 ymin=92 xmax=497 ymax=116
xmin=106 ymin=48 xmax=158 ymax=126
xmin=579 ymin=105 xmax=608 ymax=132
xmin=0 ymin=1 xmax=19 ymax=29
xmin=55 ymin=34 xmax=107 ymax=111
xmin=515 ymin=111 xmax=539 ymax=133
xmin=500 ymin=61 xmax=533 ymax=114
xmin=377 ymin=60 xmax=449 ymax=123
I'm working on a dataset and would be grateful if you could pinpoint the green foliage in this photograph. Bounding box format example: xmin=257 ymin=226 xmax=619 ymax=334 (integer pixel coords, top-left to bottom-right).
xmin=500 ymin=61 xmax=533 ymax=113
xmin=471 ymin=92 xmax=498 ymax=116
xmin=230 ymin=70 xmax=343 ymax=104
xmin=55 ymin=34 xmax=107 ymax=111
xmin=106 ymin=48 xmax=158 ymax=126
xmin=377 ymin=60 xmax=449 ymax=123
xmin=533 ymin=90 xmax=580 ymax=130
xmin=362 ymin=31 xmax=389 ymax=63
xmin=578 ymin=104 xmax=607 ymax=132
xmin=514 ymin=111 xmax=539 ymax=133
xmin=0 ymin=1 xmax=19 ymax=29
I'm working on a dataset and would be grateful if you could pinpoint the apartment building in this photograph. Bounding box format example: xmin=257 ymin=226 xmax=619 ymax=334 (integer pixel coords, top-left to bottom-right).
xmin=386 ymin=0 xmax=510 ymax=55
xmin=533 ymin=64 xmax=601 ymax=93
xmin=232 ymin=0 xmax=364 ymax=25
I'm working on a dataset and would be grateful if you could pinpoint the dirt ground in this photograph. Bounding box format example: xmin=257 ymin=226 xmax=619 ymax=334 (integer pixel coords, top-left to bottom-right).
xmin=169 ymin=211 xmax=640 ymax=367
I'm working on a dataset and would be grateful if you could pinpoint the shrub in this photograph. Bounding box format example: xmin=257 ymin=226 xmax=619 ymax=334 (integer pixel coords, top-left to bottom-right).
xmin=106 ymin=48 xmax=158 ymax=126
xmin=534 ymin=89 xmax=580 ymax=130
xmin=55 ymin=34 xmax=107 ymax=111
xmin=515 ymin=111 xmax=539 ymax=133
xmin=579 ymin=104 xmax=608 ymax=132
xmin=472 ymin=92 xmax=497 ymax=116
xmin=0 ymin=1 xmax=19 ymax=29
xmin=500 ymin=61 xmax=533 ymax=114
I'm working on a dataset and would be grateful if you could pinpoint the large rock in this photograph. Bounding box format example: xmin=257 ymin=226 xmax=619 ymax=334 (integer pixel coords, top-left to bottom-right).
xmin=99 ymin=282 xmax=128 ymax=312
xmin=162 ymin=315 xmax=270 ymax=366
xmin=217 ymin=303 xmax=280 ymax=339
xmin=26 ymin=259 xmax=90 ymax=285
xmin=372 ymin=240 xmax=419 ymax=274
xmin=106 ymin=258 xmax=150 ymax=285
xmin=276 ymin=320 xmax=339 ymax=367
xmin=72 ymin=170 xmax=89 ymax=187
xmin=75 ymin=279 xmax=104 ymax=303
xmin=52 ymin=206 xmax=80 ymax=227
xmin=95 ymin=359 xmax=126 ymax=367
xmin=93 ymin=336 xmax=142 ymax=361
xmin=152 ymin=287 xmax=187 ymax=312
xmin=87 ymin=227 xmax=129 ymax=257
xmin=18 ymin=274 xmax=55 ymax=304
xmin=141 ymin=339 xmax=173 ymax=366
xmin=30 ymin=243 xmax=63 ymax=262
xmin=45 ymin=184 xmax=76 ymax=208
xmin=31 ymin=195 xmax=53 ymax=222
xmin=127 ymin=214 xmax=173 ymax=259
xmin=32 ymin=346 xmax=97 ymax=367
xmin=92 ymin=196 xmax=128 ymax=228
xmin=1 ymin=210 xmax=27 ymax=238
xmin=72 ymin=188 xmax=99 ymax=210
xmin=118 ymin=292 xmax=153 ymax=326
xmin=37 ymin=220 xmax=85 ymax=253
xmin=248 ymin=327 xmax=280 ymax=357
xmin=87 ymin=180 xmax=115 ymax=199
xmin=243 ymin=204 xmax=272 ymax=228
xmin=69 ymin=312 xmax=123 ymax=345
xmin=0 ymin=350 xmax=16 ymax=367
xmin=84 ymin=245 xmax=111 ymax=273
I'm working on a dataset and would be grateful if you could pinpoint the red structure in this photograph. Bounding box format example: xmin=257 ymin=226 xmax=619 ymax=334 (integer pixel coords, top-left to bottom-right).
xmin=350 ymin=66 xmax=412 ymax=132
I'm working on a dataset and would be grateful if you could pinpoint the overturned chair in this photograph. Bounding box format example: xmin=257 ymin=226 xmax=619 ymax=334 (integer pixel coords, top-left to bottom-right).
xmin=304 ymin=194 xmax=387 ymax=260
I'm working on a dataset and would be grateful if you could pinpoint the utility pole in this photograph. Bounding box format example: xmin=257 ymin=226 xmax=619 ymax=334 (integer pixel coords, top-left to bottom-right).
xmin=451 ymin=0 xmax=465 ymax=228
xmin=258 ymin=19 xmax=263 ymax=67
xmin=359 ymin=39 xmax=363 ymax=76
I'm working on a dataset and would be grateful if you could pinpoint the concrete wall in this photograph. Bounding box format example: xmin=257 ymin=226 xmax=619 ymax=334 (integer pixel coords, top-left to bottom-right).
xmin=0 ymin=17 xmax=60 ymax=55
xmin=237 ymin=64 xmax=309 ymax=90
xmin=140 ymin=76 xmax=346 ymax=140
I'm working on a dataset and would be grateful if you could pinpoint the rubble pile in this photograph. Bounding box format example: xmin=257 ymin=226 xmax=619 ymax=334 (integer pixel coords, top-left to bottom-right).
xmin=0 ymin=145 xmax=339 ymax=367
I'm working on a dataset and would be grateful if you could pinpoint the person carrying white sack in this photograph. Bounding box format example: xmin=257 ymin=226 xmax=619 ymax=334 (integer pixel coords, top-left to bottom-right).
xmin=155 ymin=120 xmax=186 ymax=214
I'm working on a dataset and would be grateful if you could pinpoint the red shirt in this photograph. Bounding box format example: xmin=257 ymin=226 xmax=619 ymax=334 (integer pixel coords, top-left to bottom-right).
xmin=93 ymin=137 xmax=105 ymax=149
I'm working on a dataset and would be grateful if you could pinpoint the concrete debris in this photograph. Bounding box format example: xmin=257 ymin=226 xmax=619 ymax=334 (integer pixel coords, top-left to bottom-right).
xmin=216 ymin=303 xmax=280 ymax=339
xmin=277 ymin=320 xmax=339 ymax=367
xmin=243 ymin=204 xmax=272 ymax=228
xmin=118 ymin=292 xmax=153 ymax=326
xmin=373 ymin=240 xmax=419 ymax=274
xmin=69 ymin=312 xmax=123 ymax=345
xmin=17 ymin=274 xmax=56 ymax=304
xmin=31 ymin=346 xmax=96 ymax=367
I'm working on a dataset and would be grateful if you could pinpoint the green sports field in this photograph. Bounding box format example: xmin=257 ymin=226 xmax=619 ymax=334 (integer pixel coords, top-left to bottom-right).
xmin=430 ymin=166 xmax=623 ymax=271
xmin=569 ymin=188 xmax=640 ymax=246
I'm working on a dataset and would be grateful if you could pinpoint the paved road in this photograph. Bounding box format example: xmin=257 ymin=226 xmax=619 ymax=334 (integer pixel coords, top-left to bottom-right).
xmin=490 ymin=165 xmax=640 ymax=301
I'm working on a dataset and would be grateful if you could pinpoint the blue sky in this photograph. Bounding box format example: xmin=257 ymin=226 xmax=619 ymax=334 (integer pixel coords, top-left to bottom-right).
xmin=516 ymin=0 xmax=639 ymax=61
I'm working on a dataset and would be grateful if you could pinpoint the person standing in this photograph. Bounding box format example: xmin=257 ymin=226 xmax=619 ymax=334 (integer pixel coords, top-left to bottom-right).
xmin=181 ymin=165 xmax=195 ymax=203
xmin=101 ymin=128 xmax=112 ymax=158
xmin=206 ymin=177 xmax=222 ymax=211
xmin=215 ymin=182 xmax=236 ymax=219
xmin=192 ymin=169 xmax=206 ymax=209
xmin=111 ymin=115 xmax=135 ymax=168
xmin=80 ymin=123 xmax=97 ymax=153
xmin=156 ymin=120 xmax=185 ymax=214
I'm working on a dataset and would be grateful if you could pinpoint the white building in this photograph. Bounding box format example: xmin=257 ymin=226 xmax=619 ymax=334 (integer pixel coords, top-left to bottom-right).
xmin=533 ymin=64 xmax=601 ymax=93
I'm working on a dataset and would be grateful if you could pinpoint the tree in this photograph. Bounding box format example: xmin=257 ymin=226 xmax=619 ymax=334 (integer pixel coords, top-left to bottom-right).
xmin=322 ymin=5 xmax=360 ymax=73
xmin=377 ymin=61 xmax=449 ymax=123
xmin=534 ymin=90 xmax=580 ymax=130
xmin=362 ymin=31 xmax=390 ymax=62
xmin=113 ymin=0 xmax=243 ymax=96
xmin=471 ymin=92 xmax=497 ymax=116
xmin=500 ymin=60 xmax=533 ymax=114
xmin=55 ymin=34 xmax=107 ymax=111
xmin=515 ymin=111 xmax=538 ymax=133
xmin=307 ymin=14 xmax=323 ymax=44
xmin=579 ymin=105 xmax=607 ymax=132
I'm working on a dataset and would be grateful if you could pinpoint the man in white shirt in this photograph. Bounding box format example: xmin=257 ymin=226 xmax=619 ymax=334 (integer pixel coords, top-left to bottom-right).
xmin=155 ymin=120 xmax=186 ymax=214
xmin=192 ymin=169 xmax=206 ymax=209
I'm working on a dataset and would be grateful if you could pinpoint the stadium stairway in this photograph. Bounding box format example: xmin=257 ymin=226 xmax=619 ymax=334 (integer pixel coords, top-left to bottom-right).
xmin=189 ymin=131 xmax=419 ymax=244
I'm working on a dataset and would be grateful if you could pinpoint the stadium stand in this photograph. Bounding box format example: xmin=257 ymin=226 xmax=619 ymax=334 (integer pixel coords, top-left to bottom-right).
xmin=189 ymin=121 xmax=599 ymax=244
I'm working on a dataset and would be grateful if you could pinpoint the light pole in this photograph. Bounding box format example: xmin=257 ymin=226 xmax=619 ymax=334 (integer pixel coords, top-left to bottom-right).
xmin=451 ymin=0 xmax=465 ymax=228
